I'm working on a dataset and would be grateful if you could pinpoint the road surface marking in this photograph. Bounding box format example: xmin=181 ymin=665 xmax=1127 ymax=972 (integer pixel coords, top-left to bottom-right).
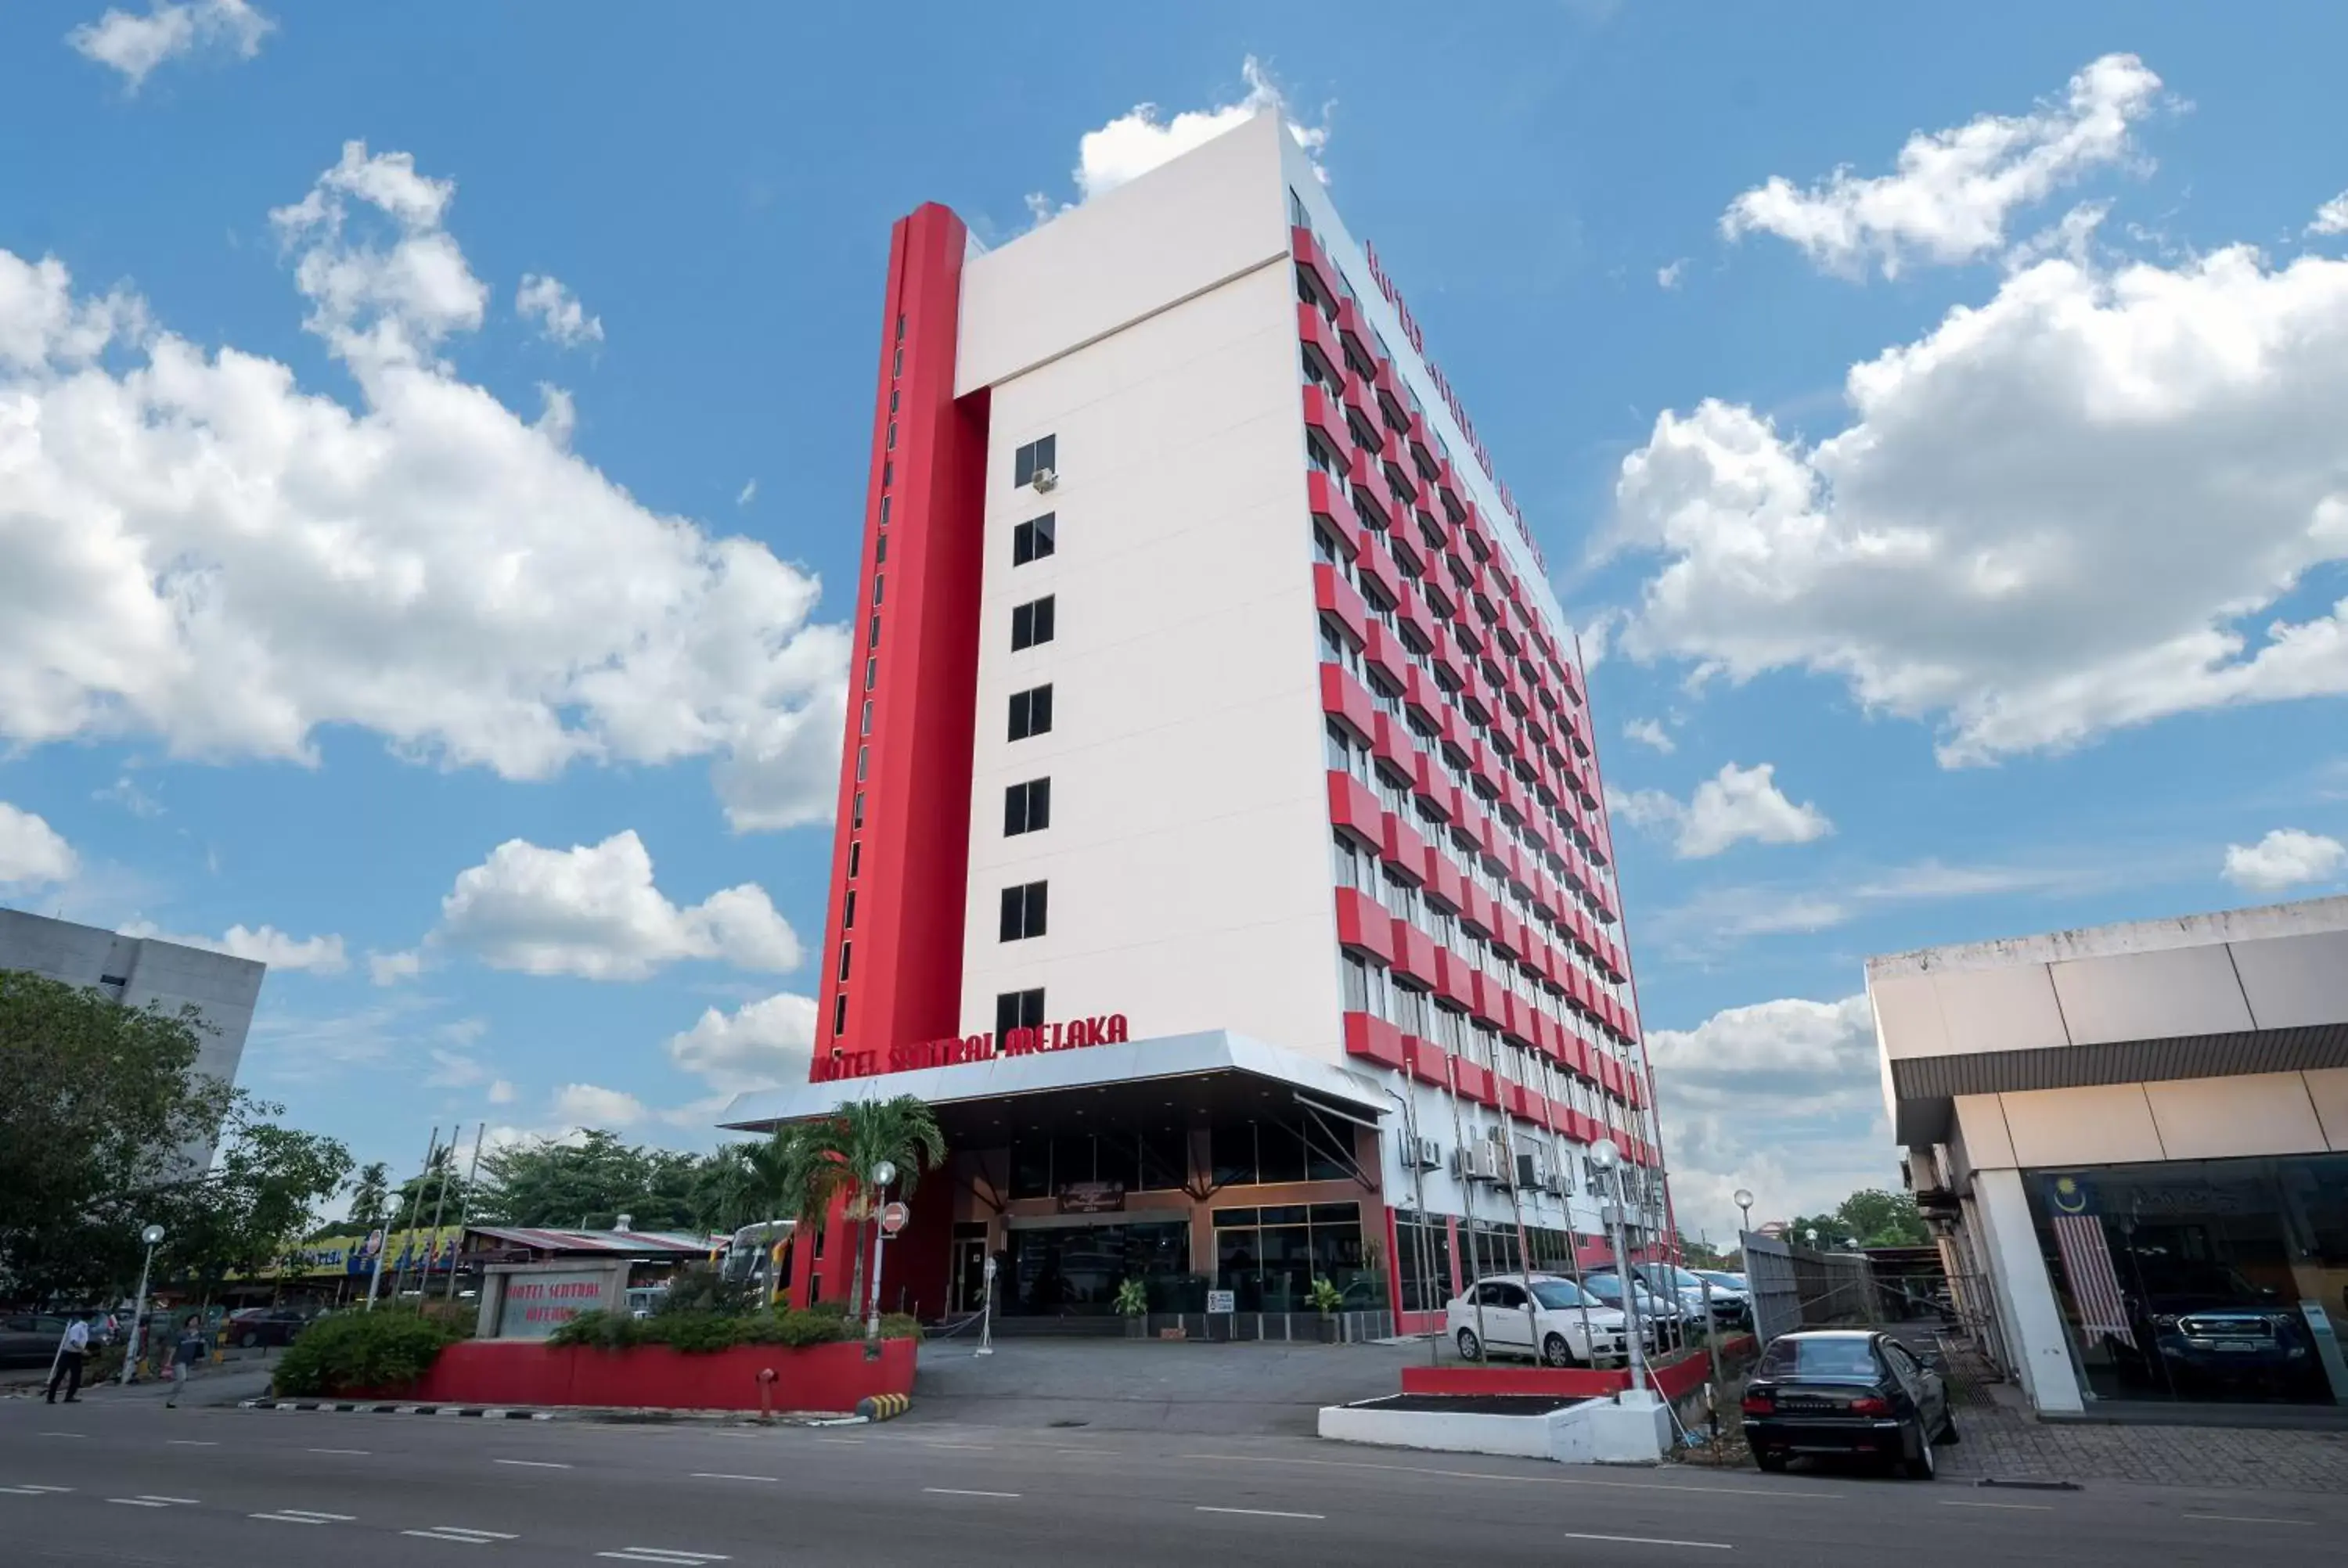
xmin=1196 ymin=1506 xmax=1326 ymax=1520
xmin=2183 ymin=1514 xmax=2315 ymax=1526
xmin=308 ymin=1448 xmax=371 ymax=1455
xmin=1178 ymin=1451 xmax=1842 ymax=1501
xmin=810 ymin=1437 xmax=863 ymax=1445
xmin=38 ymin=1433 xmax=85 ymax=1440
xmin=492 ymin=1458 xmax=571 ymax=1469
xmin=1562 ymin=1533 xmax=1733 ymax=1550
xmin=251 ymin=1509 xmax=355 ymax=1524
xmin=1052 ymin=1448 xmax=1115 ymax=1456
xmin=165 ymin=1440 xmax=219 ymax=1447
xmin=690 ymin=1474 xmax=776 ymax=1483
xmin=596 ymin=1551 xmax=729 ymax=1565
xmin=923 ymin=1487 xmax=1021 ymax=1499
xmin=907 ymin=1440 xmax=993 ymax=1450
xmin=1940 ymin=1501 xmax=2054 ymax=1511
xmin=405 ymin=1527 xmax=517 ymax=1544
xmin=108 ymin=1498 xmax=171 ymax=1508
xmin=8 ymin=1485 xmax=73 ymax=1494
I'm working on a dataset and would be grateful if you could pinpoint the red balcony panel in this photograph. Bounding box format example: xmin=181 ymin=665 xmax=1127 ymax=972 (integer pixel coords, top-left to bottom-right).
xmin=1469 ymin=974 xmax=1505 ymax=1033
xmin=1458 ymin=800 xmax=1496 ymax=862
xmin=1575 ymin=1110 xmax=1602 ymax=1146
xmin=1402 ymin=665 xmax=1442 ymax=729
xmin=1457 ymin=880 xmax=1495 ymax=939
xmin=1319 ymin=662 xmax=1379 ymax=741
xmin=1387 ymin=524 xmax=1427 ymax=581
xmin=1547 ymin=1097 xmax=1576 ymax=1135
xmin=1334 ymin=886 xmax=1397 ymax=966
xmin=1305 ymin=470 xmax=1361 ymax=556
xmin=1313 ymin=563 xmax=1369 ymax=646
xmin=1356 ymin=541 xmax=1403 ymax=617
xmin=1345 ymin=449 xmax=1393 ymax=530
xmin=1500 ymin=998 xmax=1536 ymax=1051
xmin=1452 ymin=1059 xmax=1496 ymax=1106
xmin=1372 ymin=712 xmax=1418 ymax=782
xmin=1503 ymin=1082 xmax=1537 ymax=1121
xmin=1392 ymin=921 xmax=1440 ymax=988
xmin=1342 ymin=1011 xmax=1406 ymax=1071
xmin=1334 ymin=294 xmax=1370 ymax=357
xmin=1291 ymin=225 xmax=1338 ymax=298
xmin=1460 ymin=501 xmax=1496 ymax=560
xmin=1410 ymin=749 xmax=1451 ymax=819
xmin=1435 ymin=948 xmax=1478 ymax=1013
xmin=1301 ymin=382 xmax=1351 ymax=458
xmin=1624 ymin=1069 xmax=1644 ymax=1110
xmin=1373 ymin=357 xmax=1404 ymax=413
xmin=1426 ymin=852 xmax=1464 ymax=915
xmin=1295 ymin=300 xmax=1342 ymax=382
xmin=1529 ymin=872 xmax=1561 ymax=926
xmin=1360 ymin=623 xmax=1406 ymax=694
xmin=1404 ymin=1037 xmax=1451 ymax=1090
xmin=1395 ymin=589 xmax=1433 ymax=649
xmin=1380 ymin=807 xmax=1431 ymax=885
xmin=1489 ymin=906 xmax=1522 ymax=962
xmin=1327 ymin=767 xmax=1384 ymax=844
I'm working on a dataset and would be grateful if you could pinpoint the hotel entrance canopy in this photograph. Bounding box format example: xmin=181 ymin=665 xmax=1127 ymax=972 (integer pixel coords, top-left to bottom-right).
xmin=717 ymin=1028 xmax=1393 ymax=1148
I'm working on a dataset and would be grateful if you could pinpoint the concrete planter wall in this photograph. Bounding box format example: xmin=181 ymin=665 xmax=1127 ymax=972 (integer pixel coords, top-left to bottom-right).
xmin=1320 ymin=1393 xmax=1673 ymax=1466
xmin=396 ymin=1337 xmax=916 ymax=1412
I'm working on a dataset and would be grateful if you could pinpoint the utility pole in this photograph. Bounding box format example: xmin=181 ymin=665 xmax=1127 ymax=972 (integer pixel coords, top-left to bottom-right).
xmin=368 ymin=1126 xmax=440 ymax=1311
xmin=440 ymin=1124 xmax=486 ymax=1304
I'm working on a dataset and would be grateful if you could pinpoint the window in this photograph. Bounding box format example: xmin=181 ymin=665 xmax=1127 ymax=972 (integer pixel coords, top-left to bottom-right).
xmin=995 ymin=987 xmax=1046 ymax=1038
xmin=842 ymin=890 xmax=856 ymax=930
xmin=859 ymin=700 xmax=873 ymax=736
xmin=832 ymin=994 xmax=847 ymax=1035
xmin=865 ymin=656 xmax=877 ymax=690
xmin=1008 ymin=684 xmax=1053 ymax=740
xmin=1010 ymin=595 xmax=1057 ymax=651
xmin=872 ymin=574 xmax=884 ymax=605
xmin=1014 ymin=512 xmax=1056 ymax=565
xmin=836 ymin=942 xmax=852 ymax=983
xmin=1004 ymin=777 xmax=1052 ymax=836
xmin=852 ymin=792 xmax=865 ymax=829
xmin=855 ymin=745 xmax=868 ymax=781
xmin=868 ymin=613 xmax=882 ymax=649
xmin=876 ymin=504 xmax=889 ymax=537
xmin=886 ymin=421 xmax=896 ymax=451
xmin=1013 ymin=434 xmax=1057 ymax=488
xmin=999 ymin=880 xmax=1049 ymax=941
xmin=846 ymin=841 xmax=861 ymax=878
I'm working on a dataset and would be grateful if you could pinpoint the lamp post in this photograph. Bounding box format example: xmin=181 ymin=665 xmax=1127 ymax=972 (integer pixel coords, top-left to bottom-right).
xmin=865 ymin=1159 xmax=898 ymax=1343
xmin=121 ymin=1224 xmax=165 ymax=1386
xmin=1733 ymin=1189 xmax=1754 ymax=1236
xmin=1588 ymin=1139 xmax=1648 ymax=1399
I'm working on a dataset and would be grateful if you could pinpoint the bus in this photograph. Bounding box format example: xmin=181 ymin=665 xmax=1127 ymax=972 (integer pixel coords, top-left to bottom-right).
xmin=718 ymin=1220 xmax=797 ymax=1306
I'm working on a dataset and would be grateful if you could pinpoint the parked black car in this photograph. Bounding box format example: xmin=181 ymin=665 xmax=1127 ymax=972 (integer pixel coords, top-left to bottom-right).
xmin=224 ymin=1307 xmax=311 ymax=1348
xmin=1741 ymin=1330 xmax=1957 ymax=1478
xmin=0 ymin=1314 xmax=70 ymax=1370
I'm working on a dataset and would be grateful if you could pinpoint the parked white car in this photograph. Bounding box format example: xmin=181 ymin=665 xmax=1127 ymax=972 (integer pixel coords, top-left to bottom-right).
xmin=1446 ymin=1275 xmax=1647 ymax=1368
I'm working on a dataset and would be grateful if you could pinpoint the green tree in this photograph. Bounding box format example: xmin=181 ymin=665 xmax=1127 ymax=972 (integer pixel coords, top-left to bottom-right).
xmin=344 ymin=1161 xmax=392 ymax=1235
xmin=771 ymin=1097 xmax=944 ymax=1322
xmin=0 ymin=971 xmax=236 ymax=1300
xmin=477 ymin=1129 xmax=700 ymax=1230
xmin=1835 ymin=1189 xmax=1929 ymax=1247
xmin=159 ymin=1104 xmax=352 ymax=1301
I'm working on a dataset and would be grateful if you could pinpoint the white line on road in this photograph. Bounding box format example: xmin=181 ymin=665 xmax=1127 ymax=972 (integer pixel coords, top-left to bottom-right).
xmin=906 ymin=1440 xmax=994 ymax=1451
xmin=1179 ymin=1451 xmax=1842 ymax=1501
xmin=492 ymin=1458 xmax=572 ymax=1469
xmin=923 ymin=1487 xmax=1021 ymax=1499
xmin=2183 ymin=1514 xmax=2316 ymax=1526
xmin=596 ymin=1551 xmax=729 ymax=1565
xmin=1939 ymin=1501 xmax=2054 ymax=1511
xmin=690 ymin=1474 xmax=776 ymax=1483
xmin=307 ymin=1448 xmax=371 ymax=1455
xmin=405 ymin=1527 xmax=518 ymax=1544
xmin=165 ymin=1440 xmax=220 ymax=1447
xmin=9 ymin=1486 xmax=73 ymax=1494
xmin=108 ymin=1498 xmax=172 ymax=1507
xmin=251 ymin=1509 xmax=355 ymax=1524
xmin=810 ymin=1437 xmax=863 ymax=1445
xmin=37 ymin=1433 xmax=85 ymax=1440
xmin=1561 ymin=1532 xmax=1733 ymax=1550
xmin=1196 ymin=1506 xmax=1326 ymax=1521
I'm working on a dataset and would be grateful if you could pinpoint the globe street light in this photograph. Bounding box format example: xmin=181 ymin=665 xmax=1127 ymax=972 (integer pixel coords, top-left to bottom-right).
xmin=1587 ymin=1138 xmax=1648 ymax=1396
xmin=1732 ymin=1189 xmax=1755 ymax=1235
xmin=122 ymin=1223 xmax=166 ymax=1386
xmin=866 ymin=1160 xmax=899 ymax=1343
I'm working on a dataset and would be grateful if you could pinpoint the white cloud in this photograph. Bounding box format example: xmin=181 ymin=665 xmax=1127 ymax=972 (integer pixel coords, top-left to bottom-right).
xmin=0 ymin=802 xmax=77 ymax=886
xmin=487 ymin=1078 xmax=516 ymax=1105
xmin=368 ymin=948 xmax=422 ymax=987
xmin=2222 ymin=828 xmax=2346 ymax=894
xmin=735 ymin=479 xmax=756 ymax=507
xmin=0 ymin=142 xmax=846 ymax=833
xmin=1648 ymin=994 xmax=1899 ymax=1240
xmin=1656 ymin=258 xmax=1687 ymax=290
xmin=92 ymin=775 xmax=163 ymax=818
xmin=515 ymin=272 xmax=603 ymax=347
xmin=434 ymin=829 xmax=801 ymax=981
xmin=66 ymin=0 xmax=271 ymax=90
xmin=1622 ymin=717 xmax=1676 ymax=754
xmin=1612 ymin=762 xmax=1831 ymax=859
xmin=423 ymin=1048 xmax=491 ymax=1089
xmin=665 ymin=991 xmax=817 ymax=1094
xmin=124 ymin=919 xmax=348 ymax=973
xmin=1033 ymin=57 xmax=1329 ymax=218
xmin=1613 ymin=237 xmax=2348 ymax=767
xmin=552 ymin=1081 xmax=645 ymax=1129
xmin=2312 ymin=193 xmax=2348 ymax=238
xmin=1720 ymin=53 xmax=2163 ymax=279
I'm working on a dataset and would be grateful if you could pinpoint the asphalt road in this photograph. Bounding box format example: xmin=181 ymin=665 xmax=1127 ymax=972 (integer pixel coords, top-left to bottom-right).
xmin=5 ymin=1394 xmax=2343 ymax=1566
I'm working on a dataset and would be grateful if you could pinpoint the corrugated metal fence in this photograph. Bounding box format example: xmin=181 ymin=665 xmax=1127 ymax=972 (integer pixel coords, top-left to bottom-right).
xmin=1741 ymin=1232 xmax=1878 ymax=1344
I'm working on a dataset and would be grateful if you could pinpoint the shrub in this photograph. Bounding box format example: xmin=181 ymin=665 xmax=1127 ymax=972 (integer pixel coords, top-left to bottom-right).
xmin=546 ymin=1307 xmax=917 ymax=1354
xmin=272 ymin=1309 xmax=459 ymax=1397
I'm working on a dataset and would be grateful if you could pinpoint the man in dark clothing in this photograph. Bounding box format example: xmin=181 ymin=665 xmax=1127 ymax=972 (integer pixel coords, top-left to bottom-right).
xmin=165 ymin=1317 xmax=207 ymax=1408
xmin=46 ymin=1315 xmax=92 ymax=1403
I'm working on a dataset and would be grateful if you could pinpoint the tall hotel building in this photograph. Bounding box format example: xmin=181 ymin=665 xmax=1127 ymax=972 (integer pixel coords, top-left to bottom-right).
xmin=723 ymin=113 xmax=1669 ymax=1332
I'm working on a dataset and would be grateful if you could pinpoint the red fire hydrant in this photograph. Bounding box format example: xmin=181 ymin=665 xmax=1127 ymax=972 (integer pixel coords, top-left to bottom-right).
xmin=756 ymin=1366 xmax=777 ymax=1423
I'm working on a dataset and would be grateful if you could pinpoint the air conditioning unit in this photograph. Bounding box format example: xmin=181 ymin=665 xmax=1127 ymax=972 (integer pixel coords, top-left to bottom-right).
xmin=1409 ymin=1136 xmax=1442 ymax=1171
xmin=1030 ymin=467 xmax=1058 ymax=493
xmin=1449 ymin=1145 xmax=1478 ymax=1181
xmin=1468 ymin=1142 xmax=1502 ymax=1184
xmin=1514 ymin=1151 xmax=1542 ymax=1191
xmin=1543 ymin=1173 xmax=1568 ymax=1198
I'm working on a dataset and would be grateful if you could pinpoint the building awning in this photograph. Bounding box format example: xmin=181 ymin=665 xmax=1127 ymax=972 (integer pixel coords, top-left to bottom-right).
xmin=716 ymin=1028 xmax=1392 ymax=1142
xmin=463 ymin=1226 xmax=715 ymax=1256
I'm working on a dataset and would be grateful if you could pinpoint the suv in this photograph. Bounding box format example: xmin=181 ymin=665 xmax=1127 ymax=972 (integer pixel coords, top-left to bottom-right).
xmin=1446 ymin=1275 xmax=1646 ymax=1368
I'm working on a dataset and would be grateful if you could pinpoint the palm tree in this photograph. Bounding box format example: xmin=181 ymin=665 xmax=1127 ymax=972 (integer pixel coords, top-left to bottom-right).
xmin=772 ymin=1096 xmax=944 ymax=1320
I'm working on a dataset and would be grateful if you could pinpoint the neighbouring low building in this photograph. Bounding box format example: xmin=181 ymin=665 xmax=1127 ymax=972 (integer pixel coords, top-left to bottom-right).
xmin=1874 ymin=896 xmax=2348 ymax=1416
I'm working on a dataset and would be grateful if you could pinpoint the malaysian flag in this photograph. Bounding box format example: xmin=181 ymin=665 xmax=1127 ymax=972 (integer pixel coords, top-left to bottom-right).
xmin=2051 ymin=1212 xmax=2135 ymax=1349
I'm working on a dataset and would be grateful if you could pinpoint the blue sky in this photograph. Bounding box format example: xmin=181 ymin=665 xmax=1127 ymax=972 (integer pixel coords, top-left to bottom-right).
xmin=5 ymin=3 xmax=2346 ymax=1242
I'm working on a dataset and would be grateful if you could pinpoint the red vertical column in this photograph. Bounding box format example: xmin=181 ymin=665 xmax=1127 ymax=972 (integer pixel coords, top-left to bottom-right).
xmin=811 ymin=203 xmax=989 ymax=1082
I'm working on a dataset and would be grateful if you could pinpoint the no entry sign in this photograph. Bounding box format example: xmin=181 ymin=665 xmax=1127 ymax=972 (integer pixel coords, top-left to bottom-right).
xmin=879 ymin=1200 xmax=909 ymax=1236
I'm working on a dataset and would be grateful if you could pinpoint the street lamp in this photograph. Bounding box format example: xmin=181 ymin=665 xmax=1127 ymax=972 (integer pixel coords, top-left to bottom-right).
xmin=865 ymin=1160 xmax=899 ymax=1343
xmin=121 ymin=1224 xmax=165 ymax=1386
xmin=1732 ymin=1189 xmax=1754 ymax=1235
xmin=1587 ymin=1138 xmax=1649 ymax=1399
xmin=1804 ymin=1227 xmax=1819 ymax=1250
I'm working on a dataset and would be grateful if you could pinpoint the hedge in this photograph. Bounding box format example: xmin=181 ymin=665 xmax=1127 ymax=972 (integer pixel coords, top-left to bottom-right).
xmin=548 ymin=1307 xmax=921 ymax=1354
xmin=272 ymin=1309 xmax=463 ymax=1397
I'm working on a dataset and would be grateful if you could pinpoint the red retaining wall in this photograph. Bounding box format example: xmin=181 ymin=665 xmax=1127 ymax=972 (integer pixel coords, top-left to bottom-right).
xmin=1400 ymin=1337 xmax=1754 ymax=1403
xmin=404 ymin=1337 xmax=916 ymax=1412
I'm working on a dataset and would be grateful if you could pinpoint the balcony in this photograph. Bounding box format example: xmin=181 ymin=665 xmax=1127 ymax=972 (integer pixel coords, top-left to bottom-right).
xmin=1345 ymin=448 xmax=1398 ymax=530
xmin=1334 ymin=887 xmax=1397 ymax=966
xmin=1425 ymin=850 xmax=1465 ymax=915
xmin=1302 ymin=382 xmax=1350 ymax=456
xmin=1319 ymin=662 xmax=1380 ymax=743
xmin=1371 ymin=711 xmax=1418 ymax=783
xmin=1380 ymin=805 xmax=1431 ymax=885
xmin=1456 ymin=880 xmax=1495 ymax=940
xmin=1404 ymin=1037 xmax=1451 ymax=1090
xmin=1313 ymin=563 xmax=1369 ymax=646
xmin=1434 ymin=947 xmax=1478 ymax=1014
xmin=1291 ymin=225 xmax=1338 ymax=300
xmin=1326 ymin=767 xmax=1383 ymax=844
xmin=1410 ymin=750 xmax=1454 ymax=823
xmin=1342 ymin=1011 xmax=1406 ymax=1071
xmin=1356 ymin=535 xmax=1403 ymax=613
xmin=1305 ymin=470 xmax=1363 ymax=560
xmin=1295 ymin=299 xmax=1342 ymax=383
xmin=1391 ymin=919 xmax=1440 ymax=988
xmin=1456 ymin=1059 xmax=1500 ymax=1107
xmin=1334 ymin=296 xmax=1374 ymax=369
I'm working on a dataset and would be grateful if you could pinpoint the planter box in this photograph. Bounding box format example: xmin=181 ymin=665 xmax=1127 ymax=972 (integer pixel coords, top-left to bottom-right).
xmin=394 ymin=1336 xmax=915 ymax=1413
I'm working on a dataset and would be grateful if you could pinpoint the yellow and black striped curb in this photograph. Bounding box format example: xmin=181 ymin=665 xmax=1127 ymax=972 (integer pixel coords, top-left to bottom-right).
xmin=854 ymin=1392 xmax=910 ymax=1422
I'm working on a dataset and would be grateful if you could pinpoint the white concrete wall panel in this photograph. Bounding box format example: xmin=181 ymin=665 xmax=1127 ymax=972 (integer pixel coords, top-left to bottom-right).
xmin=1931 ymin=964 xmax=2071 ymax=1057
xmin=956 ymin=257 xmax=1341 ymax=1058
xmin=2142 ymin=1071 xmax=2329 ymax=1160
xmin=956 ymin=116 xmax=1289 ymax=397
xmin=2299 ymin=1067 xmax=2348 ymax=1152
xmin=1997 ymin=1084 xmax=2164 ymax=1167
xmin=2047 ymin=945 xmax=2256 ymax=1047
xmin=1952 ymin=1095 xmax=2017 ymax=1171
xmin=1867 ymin=973 xmax=1949 ymax=1063
xmin=2226 ymin=930 xmax=2348 ymax=1030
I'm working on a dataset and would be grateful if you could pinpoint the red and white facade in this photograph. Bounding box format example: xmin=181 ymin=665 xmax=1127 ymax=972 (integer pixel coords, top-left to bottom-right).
xmin=723 ymin=114 xmax=1669 ymax=1331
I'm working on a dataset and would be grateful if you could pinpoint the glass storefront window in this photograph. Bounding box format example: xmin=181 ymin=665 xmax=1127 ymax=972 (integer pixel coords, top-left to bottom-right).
xmin=1212 ymin=1202 xmax=1382 ymax=1311
xmin=1006 ymin=1220 xmax=1190 ymax=1315
xmin=2025 ymin=1153 xmax=2348 ymax=1407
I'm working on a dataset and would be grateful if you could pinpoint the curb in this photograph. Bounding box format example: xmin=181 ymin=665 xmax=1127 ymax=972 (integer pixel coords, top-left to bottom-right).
xmin=240 ymin=1399 xmax=555 ymax=1419
xmin=855 ymin=1393 xmax=911 ymax=1422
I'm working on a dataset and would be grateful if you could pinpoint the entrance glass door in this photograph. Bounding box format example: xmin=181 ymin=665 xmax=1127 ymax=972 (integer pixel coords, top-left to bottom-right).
xmin=1006 ymin=1221 xmax=1190 ymax=1314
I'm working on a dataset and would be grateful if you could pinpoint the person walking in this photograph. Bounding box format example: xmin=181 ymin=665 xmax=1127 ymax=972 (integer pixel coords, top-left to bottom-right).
xmin=164 ymin=1316 xmax=207 ymax=1408
xmin=45 ymin=1315 xmax=92 ymax=1404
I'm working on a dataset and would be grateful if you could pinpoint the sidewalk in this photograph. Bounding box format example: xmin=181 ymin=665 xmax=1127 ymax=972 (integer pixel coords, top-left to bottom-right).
xmin=2 ymin=1360 xmax=277 ymax=1409
xmin=1939 ymin=1380 xmax=2348 ymax=1494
